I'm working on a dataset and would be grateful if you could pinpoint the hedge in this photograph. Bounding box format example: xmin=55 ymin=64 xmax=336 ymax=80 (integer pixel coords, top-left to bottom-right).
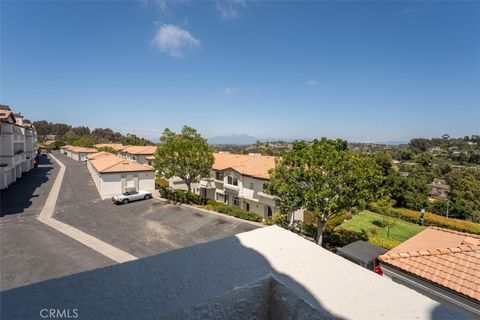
xmin=323 ymin=228 xmax=369 ymax=248
xmin=369 ymin=203 xmax=480 ymax=235
xmin=368 ymin=236 xmax=401 ymax=250
xmin=155 ymin=178 xmax=169 ymax=188
xmin=204 ymin=200 xmax=262 ymax=222
xmin=158 ymin=186 xmax=207 ymax=205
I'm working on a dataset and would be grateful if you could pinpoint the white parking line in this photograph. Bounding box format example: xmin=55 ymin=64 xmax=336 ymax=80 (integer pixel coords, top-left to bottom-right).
xmin=38 ymin=153 xmax=137 ymax=263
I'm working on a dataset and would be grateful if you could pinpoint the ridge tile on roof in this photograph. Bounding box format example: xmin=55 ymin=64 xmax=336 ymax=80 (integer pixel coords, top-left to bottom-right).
xmin=87 ymin=152 xmax=154 ymax=173
xmin=379 ymin=227 xmax=480 ymax=301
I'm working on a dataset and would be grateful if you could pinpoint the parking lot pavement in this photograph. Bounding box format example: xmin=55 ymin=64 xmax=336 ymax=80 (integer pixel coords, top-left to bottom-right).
xmin=0 ymin=153 xmax=115 ymax=291
xmin=53 ymin=151 xmax=102 ymax=210
xmin=0 ymin=155 xmax=58 ymax=219
xmin=0 ymin=211 xmax=114 ymax=291
xmin=55 ymin=199 xmax=259 ymax=258
xmin=52 ymin=151 xmax=259 ymax=258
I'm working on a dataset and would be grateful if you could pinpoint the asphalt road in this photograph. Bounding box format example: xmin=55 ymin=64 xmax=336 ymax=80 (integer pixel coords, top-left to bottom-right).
xmin=53 ymin=152 xmax=259 ymax=258
xmin=0 ymin=153 xmax=114 ymax=291
xmin=0 ymin=155 xmax=57 ymax=218
xmin=1 ymin=151 xmax=259 ymax=290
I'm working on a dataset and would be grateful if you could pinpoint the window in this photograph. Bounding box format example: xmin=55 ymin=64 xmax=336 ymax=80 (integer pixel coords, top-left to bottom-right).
xmin=215 ymin=171 xmax=224 ymax=181
xmin=263 ymin=182 xmax=268 ymax=191
xmin=227 ymin=175 xmax=238 ymax=186
xmin=245 ymin=202 xmax=250 ymax=212
xmin=224 ymin=194 xmax=229 ymax=204
xmin=249 ymin=182 xmax=254 ymax=189
xmin=233 ymin=197 xmax=240 ymax=207
xmin=216 ymin=193 xmax=224 ymax=202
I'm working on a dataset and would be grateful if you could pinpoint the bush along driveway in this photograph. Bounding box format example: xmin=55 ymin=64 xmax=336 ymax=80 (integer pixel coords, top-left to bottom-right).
xmin=158 ymin=186 xmax=263 ymax=223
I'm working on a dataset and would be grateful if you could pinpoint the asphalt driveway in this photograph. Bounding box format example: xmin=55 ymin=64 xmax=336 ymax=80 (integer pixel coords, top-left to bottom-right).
xmin=0 ymin=155 xmax=56 ymax=218
xmin=0 ymin=218 xmax=113 ymax=291
xmin=1 ymin=151 xmax=259 ymax=290
xmin=0 ymin=153 xmax=114 ymax=291
xmin=53 ymin=151 xmax=259 ymax=258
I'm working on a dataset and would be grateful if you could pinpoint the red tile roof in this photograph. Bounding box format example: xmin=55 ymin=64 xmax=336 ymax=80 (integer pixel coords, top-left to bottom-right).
xmin=379 ymin=227 xmax=480 ymax=301
xmin=213 ymin=153 xmax=276 ymax=180
xmin=87 ymin=152 xmax=154 ymax=173
xmin=120 ymin=145 xmax=157 ymax=155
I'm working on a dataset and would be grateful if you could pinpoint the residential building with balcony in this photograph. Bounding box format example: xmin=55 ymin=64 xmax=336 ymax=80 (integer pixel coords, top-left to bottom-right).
xmin=170 ymin=152 xmax=303 ymax=221
xmin=0 ymin=105 xmax=37 ymax=189
xmin=116 ymin=145 xmax=157 ymax=165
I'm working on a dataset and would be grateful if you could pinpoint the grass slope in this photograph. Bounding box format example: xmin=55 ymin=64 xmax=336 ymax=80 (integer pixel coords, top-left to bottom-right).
xmin=341 ymin=210 xmax=425 ymax=243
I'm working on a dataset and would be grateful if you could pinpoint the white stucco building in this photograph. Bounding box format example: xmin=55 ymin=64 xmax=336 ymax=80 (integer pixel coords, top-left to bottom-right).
xmin=117 ymin=145 xmax=157 ymax=165
xmin=60 ymin=146 xmax=98 ymax=161
xmin=0 ymin=105 xmax=37 ymax=189
xmin=170 ymin=152 xmax=303 ymax=221
xmin=86 ymin=152 xmax=155 ymax=199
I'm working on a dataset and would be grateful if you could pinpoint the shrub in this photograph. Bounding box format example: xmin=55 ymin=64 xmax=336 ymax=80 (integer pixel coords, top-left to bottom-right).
xmin=302 ymin=222 xmax=317 ymax=238
xmin=323 ymin=228 xmax=368 ymax=247
xmin=155 ymin=178 xmax=169 ymax=188
xmin=369 ymin=204 xmax=480 ymax=235
xmin=203 ymin=200 xmax=262 ymax=222
xmin=372 ymin=219 xmax=387 ymax=228
xmin=325 ymin=211 xmax=348 ymax=230
xmin=369 ymin=236 xmax=401 ymax=250
xmin=272 ymin=212 xmax=288 ymax=227
xmin=158 ymin=186 xmax=207 ymax=205
xmin=303 ymin=211 xmax=317 ymax=225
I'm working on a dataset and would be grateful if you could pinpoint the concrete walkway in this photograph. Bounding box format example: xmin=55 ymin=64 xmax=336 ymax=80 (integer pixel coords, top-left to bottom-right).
xmin=38 ymin=153 xmax=137 ymax=263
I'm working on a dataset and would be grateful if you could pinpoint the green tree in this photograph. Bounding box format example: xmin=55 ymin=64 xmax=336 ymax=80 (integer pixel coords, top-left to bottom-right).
xmin=63 ymin=130 xmax=78 ymax=145
xmin=154 ymin=126 xmax=214 ymax=193
xmin=268 ymin=138 xmax=383 ymax=246
xmin=97 ymin=146 xmax=117 ymax=154
xmin=72 ymin=126 xmax=91 ymax=136
xmin=414 ymin=152 xmax=433 ymax=170
xmin=409 ymin=138 xmax=431 ymax=152
xmin=386 ymin=167 xmax=430 ymax=210
xmin=72 ymin=136 xmax=94 ymax=148
xmin=447 ymin=168 xmax=480 ymax=222
xmin=121 ymin=133 xmax=152 ymax=146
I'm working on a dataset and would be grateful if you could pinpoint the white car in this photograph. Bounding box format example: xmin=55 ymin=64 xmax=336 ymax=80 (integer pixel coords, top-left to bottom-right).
xmin=112 ymin=189 xmax=152 ymax=205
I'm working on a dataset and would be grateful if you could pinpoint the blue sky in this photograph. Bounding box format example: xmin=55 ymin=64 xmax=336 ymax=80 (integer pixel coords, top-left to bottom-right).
xmin=1 ymin=1 xmax=479 ymax=142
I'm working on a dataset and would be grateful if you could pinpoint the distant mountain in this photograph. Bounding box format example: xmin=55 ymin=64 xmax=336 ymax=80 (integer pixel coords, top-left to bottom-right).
xmin=374 ymin=140 xmax=409 ymax=145
xmin=208 ymin=134 xmax=259 ymax=145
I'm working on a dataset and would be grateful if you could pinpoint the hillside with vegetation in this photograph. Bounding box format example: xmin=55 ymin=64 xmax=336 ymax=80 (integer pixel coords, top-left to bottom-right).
xmin=34 ymin=121 xmax=153 ymax=148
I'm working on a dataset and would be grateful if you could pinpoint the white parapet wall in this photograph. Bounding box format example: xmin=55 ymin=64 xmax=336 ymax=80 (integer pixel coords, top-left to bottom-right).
xmin=0 ymin=226 xmax=472 ymax=319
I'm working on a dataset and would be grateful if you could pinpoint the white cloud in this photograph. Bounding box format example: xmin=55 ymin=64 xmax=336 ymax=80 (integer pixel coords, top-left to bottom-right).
xmin=215 ymin=0 xmax=246 ymax=20
xmin=151 ymin=24 xmax=200 ymax=58
xmin=306 ymin=80 xmax=319 ymax=86
xmin=224 ymin=88 xmax=237 ymax=95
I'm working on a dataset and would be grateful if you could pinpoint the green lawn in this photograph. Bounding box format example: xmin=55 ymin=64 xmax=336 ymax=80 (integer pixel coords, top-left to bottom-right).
xmin=340 ymin=210 xmax=425 ymax=243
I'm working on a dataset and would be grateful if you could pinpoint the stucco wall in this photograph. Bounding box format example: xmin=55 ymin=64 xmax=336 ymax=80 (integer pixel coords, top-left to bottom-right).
xmin=0 ymin=226 xmax=470 ymax=320
xmin=91 ymin=171 xmax=155 ymax=199
xmin=138 ymin=171 xmax=155 ymax=191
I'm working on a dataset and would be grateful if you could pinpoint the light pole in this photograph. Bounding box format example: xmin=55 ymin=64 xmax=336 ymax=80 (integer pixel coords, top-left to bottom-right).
xmin=419 ymin=209 xmax=425 ymax=226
